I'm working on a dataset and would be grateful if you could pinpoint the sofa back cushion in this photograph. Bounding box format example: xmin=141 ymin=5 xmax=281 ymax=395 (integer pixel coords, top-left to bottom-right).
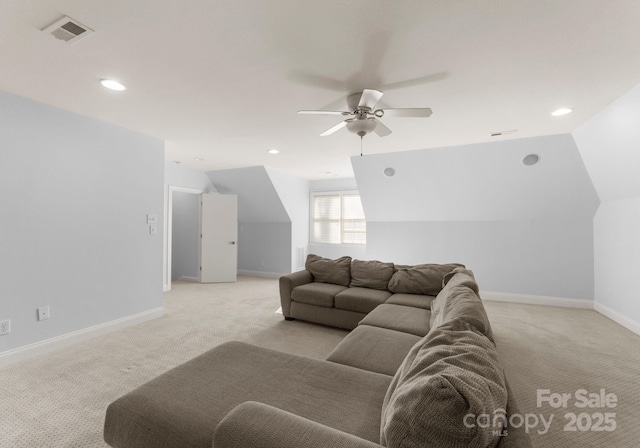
xmin=305 ymin=254 xmax=352 ymax=287
xmin=387 ymin=263 xmax=464 ymax=296
xmin=380 ymin=320 xmax=507 ymax=448
xmin=430 ymin=267 xmax=494 ymax=341
xmin=350 ymin=259 xmax=395 ymax=290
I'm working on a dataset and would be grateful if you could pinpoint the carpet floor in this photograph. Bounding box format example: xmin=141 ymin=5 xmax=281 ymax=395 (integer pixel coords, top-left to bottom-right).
xmin=0 ymin=276 xmax=638 ymax=447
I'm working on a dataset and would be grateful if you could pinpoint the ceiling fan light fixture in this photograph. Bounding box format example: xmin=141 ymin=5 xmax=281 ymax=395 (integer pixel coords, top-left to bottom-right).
xmin=346 ymin=117 xmax=377 ymax=137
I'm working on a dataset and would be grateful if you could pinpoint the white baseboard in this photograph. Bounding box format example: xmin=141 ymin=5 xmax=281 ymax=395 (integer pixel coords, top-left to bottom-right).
xmin=594 ymin=302 xmax=640 ymax=336
xmin=0 ymin=307 xmax=164 ymax=368
xmin=481 ymin=291 xmax=594 ymax=309
xmin=481 ymin=291 xmax=640 ymax=335
xmin=177 ymin=276 xmax=198 ymax=282
xmin=237 ymin=270 xmax=285 ymax=279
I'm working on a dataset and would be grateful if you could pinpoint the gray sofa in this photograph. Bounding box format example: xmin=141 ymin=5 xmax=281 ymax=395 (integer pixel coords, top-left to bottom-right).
xmin=279 ymin=254 xmax=464 ymax=330
xmin=104 ymin=257 xmax=533 ymax=448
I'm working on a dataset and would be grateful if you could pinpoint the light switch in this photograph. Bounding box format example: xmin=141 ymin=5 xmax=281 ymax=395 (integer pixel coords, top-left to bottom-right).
xmin=147 ymin=214 xmax=157 ymax=224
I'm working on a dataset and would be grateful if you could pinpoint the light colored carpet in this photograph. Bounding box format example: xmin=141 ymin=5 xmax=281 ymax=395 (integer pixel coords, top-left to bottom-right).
xmin=483 ymin=300 xmax=640 ymax=447
xmin=0 ymin=276 xmax=638 ymax=447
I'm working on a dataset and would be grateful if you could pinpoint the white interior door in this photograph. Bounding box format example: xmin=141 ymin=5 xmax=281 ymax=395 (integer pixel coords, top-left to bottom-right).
xmin=199 ymin=193 xmax=238 ymax=283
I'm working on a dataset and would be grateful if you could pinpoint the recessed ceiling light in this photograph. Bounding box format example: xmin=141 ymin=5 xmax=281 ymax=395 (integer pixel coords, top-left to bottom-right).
xmin=193 ymin=157 xmax=204 ymax=162
xmin=100 ymin=79 xmax=126 ymax=91
xmin=551 ymin=108 xmax=573 ymax=116
xmin=267 ymin=149 xmax=279 ymax=154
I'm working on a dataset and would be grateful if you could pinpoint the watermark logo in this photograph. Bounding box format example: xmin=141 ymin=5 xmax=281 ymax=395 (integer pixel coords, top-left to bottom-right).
xmin=464 ymin=388 xmax=617 ymax=435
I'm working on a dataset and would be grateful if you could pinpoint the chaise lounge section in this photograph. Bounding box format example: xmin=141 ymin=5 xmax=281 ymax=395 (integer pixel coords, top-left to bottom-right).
xmin=104 ymin=256 xmax=532 ymax=448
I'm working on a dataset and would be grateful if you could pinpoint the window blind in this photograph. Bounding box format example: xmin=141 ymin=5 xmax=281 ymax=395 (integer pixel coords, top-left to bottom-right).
xmin=311 ymin=193 xmax=366 ymax=244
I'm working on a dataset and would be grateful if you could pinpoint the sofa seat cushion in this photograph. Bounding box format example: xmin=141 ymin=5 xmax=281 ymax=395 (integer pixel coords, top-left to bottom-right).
xmin=291 ymin=283 xmax=347 ymax=308
xmin=350 ymin=259 xmax=395 ymax=290
xmin=385 ymin=293 xmax=435 ymax=310
xmin=358 ymin=304 xmax=431 ymax=337
xmin=327 ymin=325 xmax=421 ymax=376
xmin=380 ymin=320 xmax=508 ymax=448
xmin=105 ymin=342 xmax=392 ymax=448
xmin=335 ymin=287 xmax=392 ymax=313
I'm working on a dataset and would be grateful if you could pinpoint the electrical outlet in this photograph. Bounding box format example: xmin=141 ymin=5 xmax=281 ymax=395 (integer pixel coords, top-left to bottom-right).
xmin=0 ymin=319 xmax=10 ymax=335
xmin=38 ymin=306 xmax=50 ymax=321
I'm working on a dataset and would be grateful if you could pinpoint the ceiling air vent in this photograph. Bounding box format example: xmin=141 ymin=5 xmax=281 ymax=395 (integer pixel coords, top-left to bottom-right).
xmin=42 ymin=16 xmax=94 ymax=44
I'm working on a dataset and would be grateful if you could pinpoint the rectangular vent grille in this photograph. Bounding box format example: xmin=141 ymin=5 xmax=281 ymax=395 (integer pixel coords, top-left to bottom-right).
xmin=42 ymin=16 xmax=94 ymax=44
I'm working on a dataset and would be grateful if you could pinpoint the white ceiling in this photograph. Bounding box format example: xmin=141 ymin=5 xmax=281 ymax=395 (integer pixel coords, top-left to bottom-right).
xmin=2 ymin=0 xmax=640 ymax=179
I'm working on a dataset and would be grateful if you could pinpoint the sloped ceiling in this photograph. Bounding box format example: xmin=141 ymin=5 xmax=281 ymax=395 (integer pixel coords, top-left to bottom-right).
xmin=352 ymin=134 xmax=599 ymax=222
xmin=573 ymin=83 xmax=640 ymax=202
xmin=206 ymin=166 xmax=289 ymax=223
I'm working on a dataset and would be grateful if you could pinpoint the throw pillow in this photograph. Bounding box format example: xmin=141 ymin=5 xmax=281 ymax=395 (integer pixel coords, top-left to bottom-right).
xmin=380 ymin=320 xmax=507 ymax=448
xmin=305 ymin=254 xmax=352 ymax=287
xmin=350 ymin=259 xmax=395 ymax=290
xmin=387 ymin=263 xmax=463 ymax=296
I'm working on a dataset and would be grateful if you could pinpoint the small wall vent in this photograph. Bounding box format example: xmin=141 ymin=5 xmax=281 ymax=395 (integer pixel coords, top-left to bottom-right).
xmin=42 ymin=16 xmax=94 ymax=44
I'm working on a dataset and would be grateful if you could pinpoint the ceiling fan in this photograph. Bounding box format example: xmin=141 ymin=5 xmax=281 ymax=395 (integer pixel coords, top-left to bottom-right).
xmin=298 ymin=89 xmax=432 ymax=138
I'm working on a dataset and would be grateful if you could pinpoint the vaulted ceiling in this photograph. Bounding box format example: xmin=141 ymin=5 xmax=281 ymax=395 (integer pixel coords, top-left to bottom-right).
xmin=2 ymin=0 xmax=640 ymax=179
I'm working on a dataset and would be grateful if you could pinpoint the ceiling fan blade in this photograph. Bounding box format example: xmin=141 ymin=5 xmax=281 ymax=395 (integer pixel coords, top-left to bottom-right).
xmin=298 ymin=110 xmax=349 ymax=116
xmin=374 ymin=119 xmax=392 ymax=137
xmin=382 ymin=108 xmax=433 ymax=118
xmin=320 ymin=121 xmax=348 ymax=136
xmin=358 ymin=89 xmax=384 ymax=110
xmin=380 ymin=72 xmax=448 ymax=91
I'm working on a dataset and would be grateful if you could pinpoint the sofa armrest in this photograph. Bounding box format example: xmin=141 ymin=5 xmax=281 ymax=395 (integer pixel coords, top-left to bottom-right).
xmin=279 ymin=270 xmax=313 ymax=317
xmin=214 ymin=401 xmax=383 ymax=448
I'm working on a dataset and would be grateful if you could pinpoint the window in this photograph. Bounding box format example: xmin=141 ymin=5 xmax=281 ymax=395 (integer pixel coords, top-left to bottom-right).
xmin=311 ymin=192 xmax=366 ymax=244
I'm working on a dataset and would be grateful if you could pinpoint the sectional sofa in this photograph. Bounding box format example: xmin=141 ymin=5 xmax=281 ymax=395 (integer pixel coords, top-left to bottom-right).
xmin=279 ymin=254 xmax=464 ymax=330
xmin=104 ymin=256 xmax=532 ymax=448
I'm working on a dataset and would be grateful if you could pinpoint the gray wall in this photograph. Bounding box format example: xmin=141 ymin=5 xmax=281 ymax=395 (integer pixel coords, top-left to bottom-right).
xmin=208 ymin=166 xmax=292 ymax=274
xmin=238 ymin=222 xmax=292 ymax=272
xmin=352 ymin=134 xmax=599 ymax=300
xmin=367 ymin=219 xmax=594 ymax=299
xmin=266 ymin=168 xmax=309 ymax=271
xmin=171 ymin=191 xmax=200 ymax=280
xmin=573 ymin=82 xmax=640 ymax=327
xmin=0 ymin=91 xmax=164 ymax=353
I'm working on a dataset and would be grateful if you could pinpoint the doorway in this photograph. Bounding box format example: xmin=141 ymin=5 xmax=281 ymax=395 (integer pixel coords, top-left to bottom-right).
xmin=166 ymin=186 xmax=204 ymax=291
